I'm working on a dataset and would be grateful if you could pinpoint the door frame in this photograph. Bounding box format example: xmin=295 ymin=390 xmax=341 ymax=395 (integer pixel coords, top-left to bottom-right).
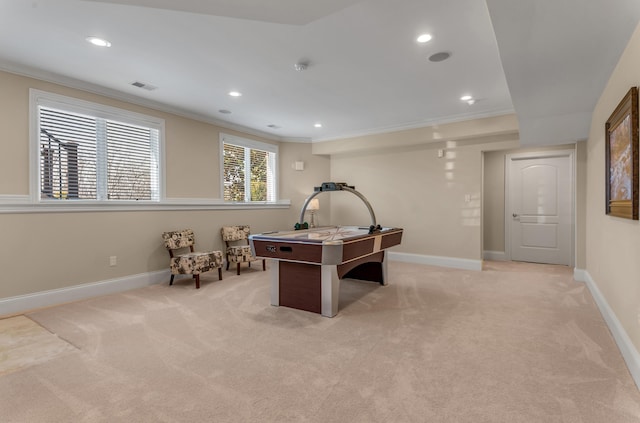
xmin=504 ymin=149 xmax=576 ymax=266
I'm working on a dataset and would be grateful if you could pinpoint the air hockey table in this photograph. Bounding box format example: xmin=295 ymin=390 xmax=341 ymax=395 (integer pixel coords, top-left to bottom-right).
xmin=249 ymin=225 xmax=403 ymax=317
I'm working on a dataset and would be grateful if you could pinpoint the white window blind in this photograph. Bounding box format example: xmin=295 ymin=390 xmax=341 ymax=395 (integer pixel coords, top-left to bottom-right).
xmin=36 ymin=101 xmax=161 ymax=202
xmin=106 ymin=120 xmax=159 ymax=200
xmin=223 ymin=143 xmax=246 ymax=201
xmin=221 ymin=134 xmax=277 ymax=202
xmin=40 ymin=108 xmax=97 ymax=199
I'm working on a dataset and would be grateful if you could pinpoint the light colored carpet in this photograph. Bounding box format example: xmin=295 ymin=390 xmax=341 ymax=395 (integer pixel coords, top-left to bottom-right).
xmin=1 ymin=261 xmax=639 ymax=422
xmin=0 ymin=315 xmax=76 ymax=376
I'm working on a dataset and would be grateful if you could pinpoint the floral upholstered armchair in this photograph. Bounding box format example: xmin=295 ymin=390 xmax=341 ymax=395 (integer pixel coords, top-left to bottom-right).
xmin=162 ymin=229 xmax=223 ymax=289
xmin=220 ymin=225 xmax=266 ymax=275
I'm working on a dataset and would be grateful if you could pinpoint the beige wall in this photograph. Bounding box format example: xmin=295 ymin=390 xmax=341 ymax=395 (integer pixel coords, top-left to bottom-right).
xmin=312 ymin=114 xmax=519 ymax=156
xmin=0 ymin=62 xmax=595 ymax=318
xmin=0 ymin=209 xmax=287 ymax=298
xmin=483 ymin=150 xmax=507 ymax=253
xmin=330 ymin=144 xmax=483 ymax=259
xmin=277 ymin=142 xmax=331 ymax=226
xmin=585 ymin=21 xmax=640 ymax=352
xmin=0 ymin=71 xmax=31 ymax=194
xmin=575 ymin=140 xmax=587 ymax=269
xmin=0 ymin=70 xmax=328 ymax=300
xmin=318 ymin=117 xmax=520 ymax=261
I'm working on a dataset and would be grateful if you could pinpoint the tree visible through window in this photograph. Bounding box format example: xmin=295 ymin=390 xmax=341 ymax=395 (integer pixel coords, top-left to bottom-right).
xmin=250 ymin=149 xmax=268 ymax=201
xmin=222 ymin=135 xmax=276 ymax=202
xmin=223 ymin=143 xmax=245 ymax=201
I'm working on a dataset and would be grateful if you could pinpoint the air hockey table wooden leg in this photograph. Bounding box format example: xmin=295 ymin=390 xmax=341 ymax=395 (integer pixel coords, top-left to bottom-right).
xmin=269 ymin=260 xmax=340 ymax=317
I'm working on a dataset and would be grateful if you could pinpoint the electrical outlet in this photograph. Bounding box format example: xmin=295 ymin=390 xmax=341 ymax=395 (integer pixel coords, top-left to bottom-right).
xmin=109 ymin=256 xmax=117 ymax=266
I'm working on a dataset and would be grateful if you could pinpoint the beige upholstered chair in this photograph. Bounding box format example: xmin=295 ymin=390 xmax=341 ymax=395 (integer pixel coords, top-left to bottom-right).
xmin=221 ymin=225 xmax=266 ymax=275
xmin=162 ymin=229 xmax=223 ymax=289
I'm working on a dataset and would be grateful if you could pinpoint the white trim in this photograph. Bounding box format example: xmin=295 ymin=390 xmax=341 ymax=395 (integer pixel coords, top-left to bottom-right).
xmin=580 ymin=270 xmax=640 ymax=390
xmin=1 ymin=62 xmax=282 ymax=142
xmin=572 ymin=267 xmax=588 ymax=282
xmin=312 ymin=109 xmax=515 ymax=143
xmin=0 ymin=198 xmax=291 ymax=214
xmin=220 ymin=133 xmax=279 ymax=202
xmin=483 ymin=250 xmax=507 ymax=261
xmin=30 ymin=89 xmax=166 ymax=203
xmin=0 ymin=63 xmax=518 ymax=145
xmin=388 ymin=251 xmax=482 ymax=271
xmin=32 ymin=89 xmax=165 ymax=129
xmin=0 ymin=270 xmax=170 ymax=317
xmin=0 ymin=194 xmax=30 ymax=203
xmin=220 ymin=133 xmax=278 ymax=153
xmin=504 ymin=149 xmax=575 ymax=266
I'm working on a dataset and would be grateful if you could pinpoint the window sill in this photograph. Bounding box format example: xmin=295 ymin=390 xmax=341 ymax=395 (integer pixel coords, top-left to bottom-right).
xmin=0 ymin=196 xmax=291 ymax=214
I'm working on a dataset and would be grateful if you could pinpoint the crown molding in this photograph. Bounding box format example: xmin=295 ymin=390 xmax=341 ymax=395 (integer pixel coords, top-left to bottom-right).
xmin=0 ymin=61 xmax=283 ymax=142
xmin=311 ymin=109 xmax=516 ymax=143
xmin=0 ymin=60 xmax=515 ymax=145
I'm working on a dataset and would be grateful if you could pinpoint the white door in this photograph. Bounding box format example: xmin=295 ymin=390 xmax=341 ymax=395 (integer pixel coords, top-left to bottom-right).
xmin=506 ymin=151 xmax=573 ymax=266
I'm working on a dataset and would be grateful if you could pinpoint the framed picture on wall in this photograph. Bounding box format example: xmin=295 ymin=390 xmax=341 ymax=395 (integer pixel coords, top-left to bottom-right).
xmin=605 ymin=86 xmax=639 ymax=220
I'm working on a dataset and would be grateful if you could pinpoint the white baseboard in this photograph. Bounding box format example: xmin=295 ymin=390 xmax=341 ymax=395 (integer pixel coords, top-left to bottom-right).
xmin=388 ymin=252 xmax=482 ymax=271
xmin=572 ymin=268 xmax=588 ymax=282
xmin=579 ymin=269 xmax=640 ymax=390
xmin=0 ymin=269 xmax=170 ymax=317
xmin=483 ymin=250 xmax=507 ymax=261
xmin=0 ymin=253 xmax=483 ymax=317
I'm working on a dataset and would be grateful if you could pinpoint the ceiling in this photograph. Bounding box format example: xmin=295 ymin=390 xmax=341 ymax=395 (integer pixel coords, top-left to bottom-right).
xmin=0 ymin=0 xmax=638 ymax=145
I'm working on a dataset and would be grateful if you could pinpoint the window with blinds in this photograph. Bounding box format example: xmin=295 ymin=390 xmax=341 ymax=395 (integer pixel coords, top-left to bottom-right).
xmin=222 ymin=134 xmax=277 ymax=202
xmin=36 ymin=99 xmax=161 ymax=202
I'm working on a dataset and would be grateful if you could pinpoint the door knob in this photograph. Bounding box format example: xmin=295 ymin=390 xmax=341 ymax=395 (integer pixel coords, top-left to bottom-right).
xmin=512 ymin=213 xmax=519 ymax=218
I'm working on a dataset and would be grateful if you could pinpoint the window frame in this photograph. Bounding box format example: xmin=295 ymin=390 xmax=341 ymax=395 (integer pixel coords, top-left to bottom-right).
xmin=29 ymin=89 xmax=166 ymax=204
xmin=219 ymin=133 xmax=279 ymax=203
xmin=2 ymin=89 xmax=289 ymax=213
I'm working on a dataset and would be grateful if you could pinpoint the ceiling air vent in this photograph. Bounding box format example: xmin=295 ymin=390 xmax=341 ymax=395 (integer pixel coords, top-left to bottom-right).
xmin=131 ymin=81 xmax=158 ymax=91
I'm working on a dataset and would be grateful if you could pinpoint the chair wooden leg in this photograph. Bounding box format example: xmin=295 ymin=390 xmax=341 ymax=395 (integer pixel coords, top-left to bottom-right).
xmin=262 ymin=259 xmax=266 ymax=271
xmin=226 ymin=261 xmax=230 ymax=270
xmin=218 ymin=268 xmax=223 ymax=280
xmin=170 ymin=274 xmax=175 ymax=286
xmin=194 ymin=274 xmax=200 ymax=289
xmin=237 ymin=263 xmax=241 ymax=275
xmin=249 ymin=261 xmax=251 ymax=268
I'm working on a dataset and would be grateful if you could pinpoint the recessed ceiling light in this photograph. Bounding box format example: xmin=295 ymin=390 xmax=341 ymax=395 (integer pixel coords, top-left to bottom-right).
xmin=86 ymin=36 xmax=111 ymax=47
xmin=314 ymin=123 xmax=322 ymax=128
xmin=460 ymin=95 xmax=472 ymax=101
xmin=416 ymin=34 xmax=432 ymax=43
xmin=229 ymin=91 xmax=242 ymax=97
xmin=466 ymin=99 xmax=476 ymax=105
